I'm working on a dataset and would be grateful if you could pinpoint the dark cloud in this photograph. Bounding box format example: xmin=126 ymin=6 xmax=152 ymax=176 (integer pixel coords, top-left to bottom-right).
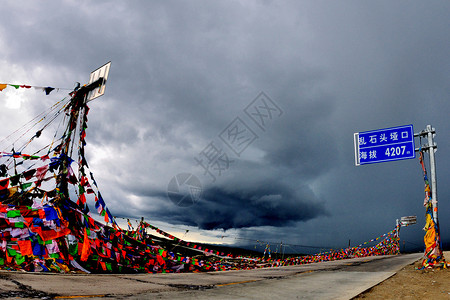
xmin=148 ymin=180 xmax=327 ymax=230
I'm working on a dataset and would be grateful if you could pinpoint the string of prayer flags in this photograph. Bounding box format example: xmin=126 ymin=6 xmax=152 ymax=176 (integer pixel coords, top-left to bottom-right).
xmin=0 ymin=83 xmax=71 ymax=95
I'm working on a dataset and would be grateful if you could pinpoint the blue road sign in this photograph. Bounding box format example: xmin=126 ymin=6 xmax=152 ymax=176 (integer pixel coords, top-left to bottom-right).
xmin=354 ymin=125 xmax=415 ymax=166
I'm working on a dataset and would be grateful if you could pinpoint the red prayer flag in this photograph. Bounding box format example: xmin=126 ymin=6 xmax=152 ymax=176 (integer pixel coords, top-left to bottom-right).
xmin=77 ymin=193 xmax=86 ymax=205
xmin=36 ymin=165 xmax=48 ymax=181
xmin=18 ymin=240 xmax=33 ymax=256
xmin=156 ymin=255 xmax=165 ymax=265
xmin=81 ymin=228 xmax=91 ymax=262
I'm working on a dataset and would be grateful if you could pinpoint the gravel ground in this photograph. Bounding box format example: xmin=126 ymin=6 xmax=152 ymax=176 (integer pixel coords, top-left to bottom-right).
xmin=355 ymin=252 xmax=450 ymax=299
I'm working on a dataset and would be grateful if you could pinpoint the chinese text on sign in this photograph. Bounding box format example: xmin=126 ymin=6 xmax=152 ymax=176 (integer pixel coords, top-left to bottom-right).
xmin=354 ymin=125 xmax=415 ymax=166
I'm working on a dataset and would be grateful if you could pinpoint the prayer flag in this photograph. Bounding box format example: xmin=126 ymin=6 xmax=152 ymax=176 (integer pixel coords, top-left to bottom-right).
xmin=81 ymin=228 xmax=91 ymax=261
xmin=0 ymin=178 xmax=9 ymax=190
xmin=44 ymin=87 xmax=55 ymax=95
xmin=18 ymin=240 xmax=33 ymax=256
xmin=32 ymin=242 xmax=46 ymax=256
xmin=23 ymin=169 xmax=36 ymax=180
xmin=15 ymin=254 xmax=26 ymax=265
xmin=6 ymin=210 xmax=21 ymax=218
xmin=44 ymin=206 xmax=58 ymax=220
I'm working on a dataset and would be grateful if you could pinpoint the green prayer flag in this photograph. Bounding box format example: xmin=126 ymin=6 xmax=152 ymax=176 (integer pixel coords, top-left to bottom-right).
xmin=6 ymin=210 xmax=21 ymax=218
xmin=14 ymin=222 xmax=24 ymax=228
xmin=15 ymin=254 xmax=25 ymax=265
xmin=21 ymin=182 xmax=33 ymax=190
xmin=7 ymin=248 xmax=17 ymax=257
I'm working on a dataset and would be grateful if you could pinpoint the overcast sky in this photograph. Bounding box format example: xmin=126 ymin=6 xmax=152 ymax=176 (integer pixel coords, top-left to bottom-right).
xmin=0 ymin=0 xmax=449 ymax=253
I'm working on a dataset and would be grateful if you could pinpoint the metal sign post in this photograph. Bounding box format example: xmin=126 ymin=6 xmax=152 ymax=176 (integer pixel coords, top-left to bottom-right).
xmin=414 ymin=126 xmax=447 ymax=268
xmin=396 ymin=216 xmax=416 ymax=252
xmin=427 ymin=126 xmax=438 ymax=223
xmin=415 ymin=125 xmax=438 ymax=223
